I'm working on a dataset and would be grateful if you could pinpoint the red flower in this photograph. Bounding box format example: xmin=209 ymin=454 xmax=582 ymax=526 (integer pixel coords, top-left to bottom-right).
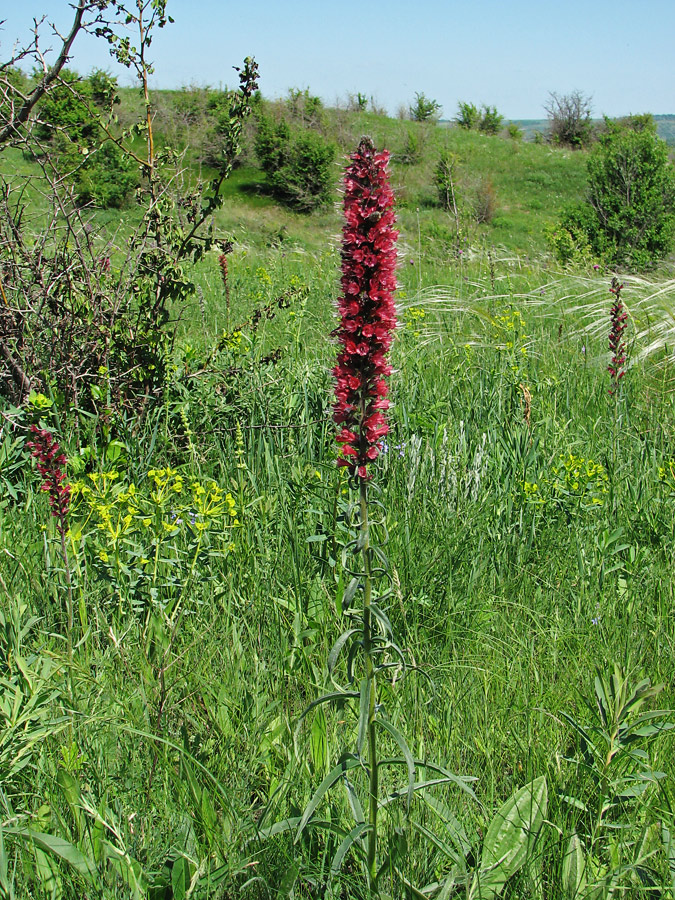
xmin=608 ymin=280 xmax=628 ymax=395
xmin=333 ymin=138 xmax=398 ymax=478
xmin=26 ymin=425 xmax=71 ymax=533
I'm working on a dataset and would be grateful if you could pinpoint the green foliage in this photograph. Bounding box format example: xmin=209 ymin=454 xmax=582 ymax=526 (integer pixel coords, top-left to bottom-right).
xmin=586 ymin=118 xmax=675 ymax=268
xmin=33 ymin=69 xmax=97 ymax=145
xmin=507 ymin=122 xmax=523 ymax=141
xmin=456 ymin=101 xmax=481 ymax=130
xmin=286 ymin=87 xmax=324 ymax=126
xmin=32 ymin=68 xmax=137 ymax=210
xmin=409 ymin=91 xmax=441 ymax=122
xmin=434 ymin=149 xmax=460 ymax=211
xmin=456 ymin=102 xmax=503 ymax=134
xmin=397 ymin=127 xmax=426 ymax=165
xmin=255 ymin=115 xmax=336 ymax=210
xmin=71 ymin=141 xmax=138 ymax=209
xmin=545 ymin=202 xmax=598 ymax=267
xmin=479 ymin=105 xmax=504 ymax=135
xmin=549 ymin=119 xmax=675 ymax=269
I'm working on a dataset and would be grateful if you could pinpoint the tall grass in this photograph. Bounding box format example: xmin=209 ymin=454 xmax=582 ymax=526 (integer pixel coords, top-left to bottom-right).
xmin=2 ymin=228 xmax=675 ymax=896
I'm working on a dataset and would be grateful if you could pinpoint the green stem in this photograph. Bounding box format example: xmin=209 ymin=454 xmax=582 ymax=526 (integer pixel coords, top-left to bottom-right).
xmin=60 ymin=523 xmax=74 ymax=729
xmin=360 ymin=479 xmax=379 ymax=894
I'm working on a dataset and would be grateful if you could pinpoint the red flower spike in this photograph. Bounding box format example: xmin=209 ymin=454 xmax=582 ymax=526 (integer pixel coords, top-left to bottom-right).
xmin=26 ymin=425 xmax=71 ymax=534
xmin=333 ymin=137 xmax=398 ymax=478
xmin=608 ymin=279 xmax=628 ymax=395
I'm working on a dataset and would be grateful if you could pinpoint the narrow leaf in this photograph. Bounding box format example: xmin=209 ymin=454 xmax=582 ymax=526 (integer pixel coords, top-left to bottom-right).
xmin=330 ymin=823 xmax=369 ymax=875
xmin=377 ymin=719 xmax=416 ymax=811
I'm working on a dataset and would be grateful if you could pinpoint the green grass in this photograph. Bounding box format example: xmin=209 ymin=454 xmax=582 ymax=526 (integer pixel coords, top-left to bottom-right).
xmin=2 ymin=93 xmax=675 ymax=899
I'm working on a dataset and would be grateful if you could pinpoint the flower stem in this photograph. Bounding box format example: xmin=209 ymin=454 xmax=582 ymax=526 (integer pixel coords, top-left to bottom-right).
xmin=59 ymin=522 xmax=74 ymax=726
xmin=360 ymin=478 xmax=379 ymax=892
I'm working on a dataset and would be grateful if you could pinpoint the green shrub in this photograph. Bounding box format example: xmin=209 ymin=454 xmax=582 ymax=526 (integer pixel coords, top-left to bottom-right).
xmin=479 ymin=105 xmax=503 ymax=135
xmin=545 ymin=204 xmax=597 ymax=267
xmin=507 ymin=122 xmax=523 ymax=141
xmin=286 ymin=87 xmax=324 ymax=126
xmin=74 ymin=141 xmax=138 ymax=209
xmin=34 ymin=69 xmax=97 ymax=144
xmin=586 ymin=118 xmax=675 ymax=268
xmin=550 ymin=117 xmax=675 ymax=269
xmin=397 ymin=128 xmax=426 ymax=165
xmin=255 ymin=116 xmax=336 ymax=211
xmin=409 ymin=92 xmax=441 ymax=122
xmin=456 ymin=102 xmax=503 ymax=134
xmin=33 ymin=68 xmax=138 ymax=209
xmin=456 ymin=101 xmax=481 ymax=130
xmin=434 ymin=149 xmax=460 ymax=211
xmin=545 ymin=90 xmax=594 ymax=148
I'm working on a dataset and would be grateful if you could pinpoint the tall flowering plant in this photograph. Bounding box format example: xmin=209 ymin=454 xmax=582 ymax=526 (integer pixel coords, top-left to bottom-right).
xmin=608 ymin=277 xmax=627 ymax=395
xmin=334 ymin=138 xmax=398 ymax=888
xmin=334 ymin=138 xmax=398 ymax=479
xmin=26 ymin=424 xmax=75 ymax=689
xmin=277 ymin=139 xmax=473 ymax=897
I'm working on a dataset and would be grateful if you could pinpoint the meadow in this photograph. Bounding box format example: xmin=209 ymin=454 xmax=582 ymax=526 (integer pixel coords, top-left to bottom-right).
xmin=2 ymin=83 xmax=675 ymax=900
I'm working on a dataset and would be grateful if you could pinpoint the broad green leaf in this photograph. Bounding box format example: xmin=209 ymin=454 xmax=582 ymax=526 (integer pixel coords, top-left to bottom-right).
xmin=171 ymin=855 xmax=190 ymax=900
xmin=562 ymin=832 xmax=587 ymax=899
xmin=279 ymin=861 xmax=299 ymax=897
xmin=474 ymin=775 xmax=547 ymax=900
xmin=4 ymin=828 xmax=98 ymax=884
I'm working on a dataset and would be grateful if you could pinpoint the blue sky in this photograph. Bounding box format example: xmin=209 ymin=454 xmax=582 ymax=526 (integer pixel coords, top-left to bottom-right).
xmin=2 ymin=0 xmax=673 ymax=119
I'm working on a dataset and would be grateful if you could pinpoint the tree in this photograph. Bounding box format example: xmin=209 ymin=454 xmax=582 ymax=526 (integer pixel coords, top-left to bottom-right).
xmin=1 ymin=3 xmax=259 ymax=407
xmin=545 ymin=90 xmax=593 ymax=148
xmin=409 ymin=92 xmax=441 ymax=122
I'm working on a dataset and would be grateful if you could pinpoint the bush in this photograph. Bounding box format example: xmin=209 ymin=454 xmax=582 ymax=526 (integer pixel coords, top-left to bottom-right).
xmin=32 ymin=68 xmax=139 ymax=208
xmin=456 ymin=102 xmax=481 ymax=130
xmin=255 ymin=116 xmax=336 ymax=211
xmin=435 ymin=150 xmax=460 ymax=211
xmin=548 ymin=117 xmax=675 ymax=269
xmin=455 ymin=102 xmax=503 ymax=134
xmin=409 ymin=92 xmax=441 ymax=122
xmin=397 ymin=128 xmax=426 ymax=165
xmin=479 ymin=105 xmax=503 ymax=135
xmin=34 ymin=69 xmax=97 ymax=144
xmin=74 ymin=141 xmax=138 ymax=209
xmin=586 ymin=118 xmax=675 ymax=267
xmin=545 ymin=204 xmax=597 ymax=267
xmin=545 ymin=90 xmax=593 ymax=148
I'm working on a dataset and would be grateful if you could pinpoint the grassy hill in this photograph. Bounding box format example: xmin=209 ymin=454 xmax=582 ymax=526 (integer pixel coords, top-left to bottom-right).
xmin=110 ymin=87 xmax=591 ymax=260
